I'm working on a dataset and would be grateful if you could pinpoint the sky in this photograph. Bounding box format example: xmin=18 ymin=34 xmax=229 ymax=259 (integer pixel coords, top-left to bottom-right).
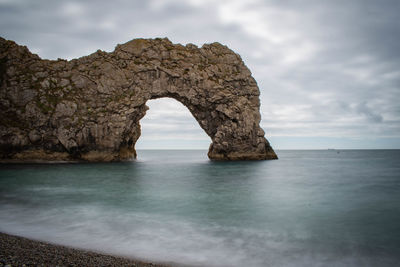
xmin=1 ymin=0 xmax=399 ymax=149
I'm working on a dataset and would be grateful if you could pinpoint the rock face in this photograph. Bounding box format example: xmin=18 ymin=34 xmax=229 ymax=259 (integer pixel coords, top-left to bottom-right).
xmin=0 ymin=37 xmax=277 ymax=161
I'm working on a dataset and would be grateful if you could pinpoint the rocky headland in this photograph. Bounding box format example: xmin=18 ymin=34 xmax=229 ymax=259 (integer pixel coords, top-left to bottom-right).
xmin=0 ymin=37 xmax=277 ymax=161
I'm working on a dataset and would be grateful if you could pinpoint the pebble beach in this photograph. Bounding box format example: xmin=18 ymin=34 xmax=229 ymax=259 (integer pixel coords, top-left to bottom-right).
xmin=0 ymin=232 xmax=171 ymax=267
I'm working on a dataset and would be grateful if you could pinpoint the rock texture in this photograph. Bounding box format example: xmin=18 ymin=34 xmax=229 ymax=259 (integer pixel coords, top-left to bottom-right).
xmin=0 ymin=37 xmax=277 ymax=161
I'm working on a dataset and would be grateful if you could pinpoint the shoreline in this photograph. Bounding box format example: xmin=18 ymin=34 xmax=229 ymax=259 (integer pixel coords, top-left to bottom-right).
xmin=0 ymin=232 xmax=173 ymax=267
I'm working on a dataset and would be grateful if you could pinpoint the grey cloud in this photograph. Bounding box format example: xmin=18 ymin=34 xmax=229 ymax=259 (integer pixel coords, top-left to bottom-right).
xmin=356 ymin=102 xmax=383 ymax=123
xmin=0 ymin=0 xmax=399 ymax=147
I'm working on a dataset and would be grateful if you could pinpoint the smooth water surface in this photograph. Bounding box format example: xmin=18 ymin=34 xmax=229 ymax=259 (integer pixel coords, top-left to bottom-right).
xmin=1 ymin=150 xmax=399 ymax=266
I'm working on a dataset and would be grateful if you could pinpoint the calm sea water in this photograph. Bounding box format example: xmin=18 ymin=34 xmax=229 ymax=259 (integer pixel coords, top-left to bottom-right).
xmin=0 ymin=150 xmax=399 ymax=266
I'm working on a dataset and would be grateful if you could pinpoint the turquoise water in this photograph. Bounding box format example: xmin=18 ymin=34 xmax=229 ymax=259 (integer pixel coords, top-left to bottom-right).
xmin=0 ymin=150 xmax=399 ymax=266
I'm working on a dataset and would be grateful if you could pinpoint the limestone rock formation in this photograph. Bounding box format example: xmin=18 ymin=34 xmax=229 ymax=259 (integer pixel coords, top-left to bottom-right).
xmin=0 ymin=37 xmax=277 ymax=161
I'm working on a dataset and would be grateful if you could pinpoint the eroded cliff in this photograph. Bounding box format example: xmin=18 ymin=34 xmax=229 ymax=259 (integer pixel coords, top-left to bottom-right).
xmin=0 ymin=37 xmax=277 ymax=161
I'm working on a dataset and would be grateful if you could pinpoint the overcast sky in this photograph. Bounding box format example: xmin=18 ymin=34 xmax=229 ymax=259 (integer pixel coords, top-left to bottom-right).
xmin=1 ymin=0 xmax=399 ymax=149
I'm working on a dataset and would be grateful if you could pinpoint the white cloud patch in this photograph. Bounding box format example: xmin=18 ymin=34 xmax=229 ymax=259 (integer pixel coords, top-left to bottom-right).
xmin=137 ymin=98 xmax=210 ymax=144
xmin=62 ymin=2 xmax=86 ymax=17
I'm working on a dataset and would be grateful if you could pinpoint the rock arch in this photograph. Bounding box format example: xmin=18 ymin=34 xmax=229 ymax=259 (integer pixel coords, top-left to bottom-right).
xmin=0 ymin=37 xmax=277 ymax=161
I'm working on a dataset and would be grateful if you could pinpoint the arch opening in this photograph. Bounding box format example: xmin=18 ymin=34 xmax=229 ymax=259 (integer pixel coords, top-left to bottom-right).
xmin=135 ymin=98 xmax=211 ymax=152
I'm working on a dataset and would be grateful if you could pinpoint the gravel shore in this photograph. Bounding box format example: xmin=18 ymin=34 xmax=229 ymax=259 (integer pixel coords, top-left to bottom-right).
xmin=0 ymin=232 xmax=171 ymax=267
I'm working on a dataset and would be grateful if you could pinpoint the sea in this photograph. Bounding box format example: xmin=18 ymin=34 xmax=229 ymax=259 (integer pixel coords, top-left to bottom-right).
xmin=0 ymin=150 xmax=399 ymax=267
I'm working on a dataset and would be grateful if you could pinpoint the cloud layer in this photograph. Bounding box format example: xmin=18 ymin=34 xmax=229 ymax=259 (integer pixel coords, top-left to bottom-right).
xmin=1 ymin=0 xmax=399 ymax=148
